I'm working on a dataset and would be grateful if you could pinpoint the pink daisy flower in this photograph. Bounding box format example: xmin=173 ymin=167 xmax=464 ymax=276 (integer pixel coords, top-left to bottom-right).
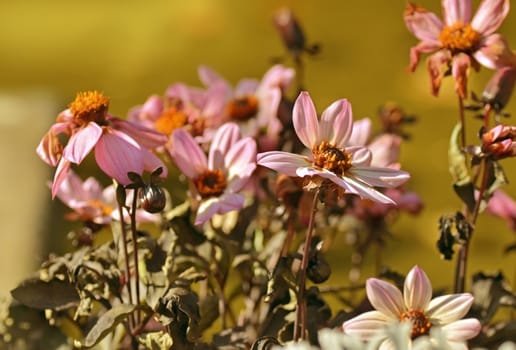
xmin=257 ymin=92 xmax=410 ymax=204
xmin=37 ymin=91 xmax=168 ymax=198
xmin=404 ymin=0 xmax=515 ymax=97
xmin=169 ymin=122 xmax=257 ymax=225
xmin=343 ymin=265 xmax=481 ymax=348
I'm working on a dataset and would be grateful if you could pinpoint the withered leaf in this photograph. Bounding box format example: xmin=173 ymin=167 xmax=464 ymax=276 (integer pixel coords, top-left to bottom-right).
xmin=83 ymin=304 xmax=136 ymax=348
xmin=11 ymin=278 xmax=79 ymax=311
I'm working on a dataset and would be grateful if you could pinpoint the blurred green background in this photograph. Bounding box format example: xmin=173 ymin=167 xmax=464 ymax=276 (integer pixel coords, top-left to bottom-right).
xmin=0 ymin=0 xmax=515 ymax=300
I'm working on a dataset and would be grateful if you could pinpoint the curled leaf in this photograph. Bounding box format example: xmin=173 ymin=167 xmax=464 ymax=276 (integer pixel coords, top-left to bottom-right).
xmin=83 ymin=304 xmax=137 ymax=348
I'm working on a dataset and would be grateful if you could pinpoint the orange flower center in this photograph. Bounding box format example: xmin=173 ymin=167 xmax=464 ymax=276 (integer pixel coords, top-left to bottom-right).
xmin=400 ymin=309 xmax=432 ymax=339
xmin=439 ymin=22 xmax=480 ymax=54
xmin=312 ymin=141 xmax=352 ymax=176
xmin=155 ymin=107 xmax=188 ymax=135
xmin=226 ymin=95 xmax=259 ymax=121
xmin=69 ymin=91 xmax=109 ymax=126
xmin=86 ymin=199 xmax=114 ymax=217
xmin=194 ymin=169 xmax=227 ymax=198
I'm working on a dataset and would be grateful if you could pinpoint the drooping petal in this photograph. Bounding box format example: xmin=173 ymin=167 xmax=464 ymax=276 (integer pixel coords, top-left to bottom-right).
xmin=293 ymin=91 xmax=320 ymax=149
xmin=451 ymin=53 xmax=471 ymax=99
xmin=474 ymin=34 xmax=516 ymax=70
xmin=442 ymin=0 xmax=472 ymax=26
xmin=441 ymin=318 xmax=482 ymax=341
xmin=109 ymin=117 xmax=168 ymax=149
xmin=63 ymin=122 xmax=102 ymax=164
xmin=94 ymin=130 xmax=144 ymax=185
xmin=426 ymin=293 xmax=474 ymax=324
xmin=426 ymin=50 xmax=453 ymax=96
xmin=170 ymin=128 xmax=207 ymax=179
xmin=225 ymin=137 xmax=257 ymax=181
xmin=36 ymin=122 xmax=69 ymax=166
xmin=349 ymin=166 xmax=410 ymax=188
xmin=209 ymin=122 xmax=241 ymax=170
xmin=404 ymin=3 xmax=443 ymax=44
xmin=471 ymin=0 xmax=510 ymax=35
xmin=408 ymin=41 xmax=443 ymax=72
xmin=341 ymin=176 xmax=397 ymax=204
xmin=403 ymin=266 xmax=433 ymax=311
xmin=342 ymin=311 xmax=391 ymax=340
xmin=51 ymin=159 xmax=71 ymax=199
xmin=141 ymin=148 xmax=168 ymax=178
xmin=366 ymin=278 xmax=405 ymax=319
xmin=195 ymin=198 xmax=221 ymax=225
xmin=195 ymin=193 xmax=245 ymax=225
xmin=257 ymin=151 xmax=310 ymax=177
xmin=319 ymin=99 xmax=353 ymax=148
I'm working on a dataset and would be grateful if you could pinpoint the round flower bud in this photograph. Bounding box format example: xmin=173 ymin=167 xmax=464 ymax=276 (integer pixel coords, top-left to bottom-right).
xmin=306 ymin=251 xmax=331 ymax=284
xmin=139 ymin=184 xmax=166 ymax=213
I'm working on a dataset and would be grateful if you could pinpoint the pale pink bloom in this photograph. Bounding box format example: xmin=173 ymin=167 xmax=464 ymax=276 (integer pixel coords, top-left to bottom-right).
xmin=169 ymin=122 xmax=257 ymax=225
xmin=404 ymin=0 xmax=515 ymax=97
xmin=37 ymin=92 xmax=168 ymax=198
xmin=343 ymin=265 xmax=481 ymax=349
xmin=53 ymin=170 xmax=158 ymax=225
xmin=257 ymin=92 xmax=410 ymax=204
xmin=199 ymin=64 xmax=295 ymax=151
xmin=486 ymin=189 xmax=516 ymax=231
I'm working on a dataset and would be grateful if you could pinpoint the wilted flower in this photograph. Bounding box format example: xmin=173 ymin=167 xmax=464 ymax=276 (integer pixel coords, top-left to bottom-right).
xmin=481 ymin=124 xmax=516 ymax=159
xmin=482 ymin=66 xmax=516 ymax=112
xmin=37 ymin=91 xmax=168 ymax=197
xmin=169 ymin=122 xmax=257 ymax=225
xmin=404 ymin=0 xmax=515 ymax=97
xmin=257 ymin=92 xmax=410 ymax=204
xmin=343 ymin=265 xmax=481 ymax=348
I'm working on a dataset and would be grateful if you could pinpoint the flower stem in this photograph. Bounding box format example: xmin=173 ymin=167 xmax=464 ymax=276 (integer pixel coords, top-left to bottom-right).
xmin=130 ymin=188 xmax=141 ymax=324
xmin=458 ymin=95 xmax=466 ymax=149
xmin=294 ymin=189 xmax=319 ymax=341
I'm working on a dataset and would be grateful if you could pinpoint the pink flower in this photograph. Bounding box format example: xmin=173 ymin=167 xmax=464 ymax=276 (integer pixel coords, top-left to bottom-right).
xmin=481 ymin=124 xmax=516 ymax=159
xmin=169 ymin=122 xmax=257 ymax=225
xmin=343 ymin=265 xmax=481 ymax=348
xmin=404 ymin=0 xmax=515 ymax=97
xmin=37 ymin=91 xmax=168 ymax=198
xmin=199 ymin=64 xmax=295 ymax=151
xmin=257 ymin=92 xmax=410 ymax=204
xmin=53 ymin=170 xmax=158 ymax=225
xmin=486 ymin=189 xmax=516 ymax=231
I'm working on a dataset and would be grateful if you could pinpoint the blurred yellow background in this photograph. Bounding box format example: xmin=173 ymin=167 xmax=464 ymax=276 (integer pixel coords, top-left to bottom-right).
xmin=0 ymin=0 xmax=515 ymax=300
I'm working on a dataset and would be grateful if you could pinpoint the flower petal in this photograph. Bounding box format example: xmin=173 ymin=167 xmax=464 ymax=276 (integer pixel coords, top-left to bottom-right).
xmin=51 ymin=159 xmax=71 ymax=199
xmin=170 ymin=128 xmax=207 ymax=179
xmin=366 ymin=278 xmax=405 ymax=319
xmin=442 ymin=318 xmax=482 ymax=342
xmin=195 ymin=193 xmax=245 ymax=225
xmin=209 ymin=122 xmax=241 ymax=170
xmin=403 ymin=266 xmax=433 ymax=311
xmin=408 ymin=41 xmax=442 ymax=72
xmin=109 ymin=117 xmax=167 ymax=149
xmin=348 ymin=118 xmax=372 ymax=146
xmin=442 ymin=0 xmax=472 ymax=26
xmin=94 ymin=130 xmax=144 ymax=185
xmin=342 ymin=310 xmax=390 ymax=340
xmin=141 ymin=148 xmax=168 ymax=178
xmin=474 ymin=34 xmax=516 ymax=70
xmin=63 ymin=122 xmax=102 ymax=164
xmin=319 ymin=99 xmax=353 ymax=148
xmin=349 ymin=166 xmax=410 ymax=188
xmin=341 ymin=176 xmax=396 ymax=204
xmin=225 ymin=137 xmax=257 ymax=181
xmin=451 ymin=53 xmax=471 ymax=99
xmin=293 ymin=91 xmax=320 ymax=149
xmin=404 ymin=3 xmax=443 ymax=44
xmin=426 ymin=293 xmax=474 ymax=324
xmin=257 ymin=151 xmax=310 ymax=177
xmin=427 ymin=50 xmax=453 ymax=96
xmin=471 ymin=0 xmax=510 ymax=35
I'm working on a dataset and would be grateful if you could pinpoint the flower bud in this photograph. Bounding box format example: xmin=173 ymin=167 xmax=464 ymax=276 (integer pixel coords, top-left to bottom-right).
xmin=306 ymin=251 xmax=331 ymax=284
xmin=139 ymin=184 xmax=166 ymax=213
xmin=482 ymin=124 xmax=516 ymax=159
xmin=273 ymin=7 xmax=306 ymax=57
xmin=482 ymin=66 xmax=516 ymax=112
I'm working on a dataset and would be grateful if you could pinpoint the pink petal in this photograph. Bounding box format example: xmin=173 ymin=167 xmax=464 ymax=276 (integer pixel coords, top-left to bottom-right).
xmin=350 ymin=146 xmax=373 ymax=166
xmin=198 ymin=65 xmax=226 ymax=87
xmin=209 ymin=122 xmax=241 ymax=170
xmin=471 ymin=0 xmax=510 ymax=35
xmin=51 ymin=159 xmax=71 ymax=199
xmin=109 ymin=117 xmax=167 ymax=149
xmin=442 ymin=0 xmax=472 ymax=26
xmin=94 ymin=130 xmax=144 ymax=185
xmin=426 ymin=293 xmax=474 ymax=324
xmin=319 ymin=99 xmax=353 ymax=148
xmin=408 ymin=41 xmax=442 ymax=72
xmin=63 ymin=123 xmax=102 ymax=164
xmin=403 ymin=266 xmax=432 ymax=311
xmin=342 ymin=311 xmax=391 ymax=340
xmin=366 ymin=278 xmax=405 ymax=319
xmin=442 ymin=318 xmax=482 ymax=341
xmin=170 ymin=129 xmax=207 ymax=179
xmin=349 ymin=166 xmax=410 ymax=188
xmin=259 ymin=64 xmax=295 ymax=92
xmin=141 ymin=148 xmax=168 ymax=178
xmin=257 ymin=151 xmax=310 ymax=177
xmin=474 ymin=34 xmax=516 ymax=70
xmin=225 ymin=137 xmax=257 ymax=180
xmin=404 ymin=3 xmax=443 ymax=44
xmin=349 ymin=118 xmax=372 ymax=146
xmin=427 ymin=50 xmax=453 ymax=96
xmin=368 ymin=134 xmax=401 ymax=168
xmin=451 ymin=53 xmax=471 ymax=99
xmin=235 ymin=79 xmax=259 ymax=96
xmin=293 ymin=91 xmax=320 ymax=149
xmin=195 ymin=193 xmax=245 ymax=225
xmin=341 ymin=176 xmax=396 ymax=204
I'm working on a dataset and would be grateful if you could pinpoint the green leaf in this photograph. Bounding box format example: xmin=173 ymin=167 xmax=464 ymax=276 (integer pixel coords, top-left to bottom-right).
xmin=448 ymin=122 xmax=471 ymax=186
xmin=83 ymin=304 xmax=136 ymax=348
xmin=11 ymin=278 xmax=80 ymax=311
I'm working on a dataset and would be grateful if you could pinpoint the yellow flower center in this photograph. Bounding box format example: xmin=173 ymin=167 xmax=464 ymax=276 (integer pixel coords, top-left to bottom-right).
xmin=226 ymin=95 xmax=259 ymax=121
xmin=400 ymin=309 xmax=432 ymax=339
xmin=155 ymin=107 xmax=188 ymax=135
xmin=194 ymin=169 xmax=227 ymax=198
xmin=69 ymin=91 xmax=110 ymax=126
xmin=439 ymin=22 xmax=480 ymax=54
xmin=312 ymin=141 xmax=352 ymax=176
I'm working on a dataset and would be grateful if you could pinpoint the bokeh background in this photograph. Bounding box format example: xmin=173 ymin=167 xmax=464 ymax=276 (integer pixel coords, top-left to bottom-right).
xmin=1 ymin=0 xmax=515 ymax=301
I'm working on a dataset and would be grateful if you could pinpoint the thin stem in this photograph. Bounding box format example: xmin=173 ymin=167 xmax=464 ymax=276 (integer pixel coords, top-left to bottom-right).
xmin=294 ymin=189 xmax=319 ymax=341
xmin=458 ymin=95 xmax=467 ymax=149
xmin=117 ymin=195 xmax=135 ymax=329
xmin=130 ymin=188 xmax=141 ymax=324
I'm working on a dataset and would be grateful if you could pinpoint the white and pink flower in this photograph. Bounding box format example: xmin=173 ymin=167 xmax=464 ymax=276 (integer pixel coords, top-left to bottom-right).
xmin=169 ymin=122 xmax=257 ymax=225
